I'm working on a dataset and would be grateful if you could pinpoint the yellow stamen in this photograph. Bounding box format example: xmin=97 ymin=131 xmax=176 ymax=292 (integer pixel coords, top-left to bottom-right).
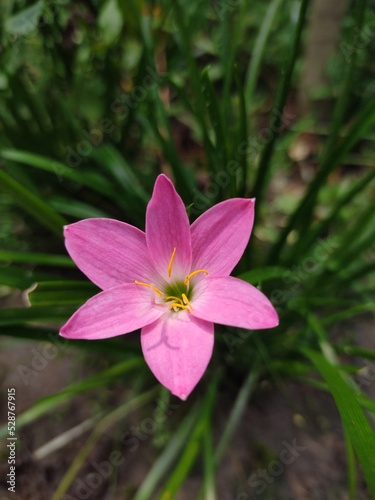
xmin=134 ymin=280 xmax=163 ymax=297
xmin=167 ymin=247 xmax=177 ymax=278
xmin=169 ymin=302 xmax=191 ymax=313
xmin=184 ymin=269 xmax=209 ymax=285
xmin=165 ymin=295 xmax=184 ymax=305
xmin=181 ymin=293 xmax=193 ymax=310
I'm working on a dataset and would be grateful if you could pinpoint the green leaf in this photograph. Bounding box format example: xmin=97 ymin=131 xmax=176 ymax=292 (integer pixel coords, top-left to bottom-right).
xmin=0 ymin=169 xmax=66 ymax=237
xmin=269 ymin=97 xmax=375 ymax=264
xmin=344 ymin=425 xmax=357 ymax=500
xmin=201 ymin=69 xmax=227 ymax=181
xmin=50 ymin=197 xmax=110 ymax=219
xmin=0 ymin=358 xmax=143 ymax=440
xmin=159 ymin=375 xmax=219 ymax=498
xmin=54 ymin=386 xmax=159 ymax=500
xmin=0 ymin=250 xmax=74 ymax=267
xmin=0 ymin=306 xmax=74 ymax=326
xmin=28 ymin=281 xmax=97 ymax=307
xmin=202 ymin=427 xmax=216 ymax=500
xmin=98 ymin=0 xmax=123 ymax=46
xmin=238 ymin=266 xmax=287 ymax=285
xmin=0 ymin=266 xmax=54 ymax=289
xmin=133 ymin=404 xmax=201 ymax=500
xmin=0 ymin=149 xmax=115 ymax=197
xmin=337 ymin=345 xmax=375 ymax=361
xmin=303 ymin=348 xmax=375 ymax=497
xmin=5 ymin=1 xmax=44 ymax=35
xmin=0 ymin=327 xmax=139 ymax=355
xmin=90 ymin=144 xmax=148 ymax=223
xmin=252 ymin=0 xmax=310 ymax=208
xmin=244 ymin=0 xmax=283 ymax=106
xmin=215 ymin=366 xmax=259 ymax=464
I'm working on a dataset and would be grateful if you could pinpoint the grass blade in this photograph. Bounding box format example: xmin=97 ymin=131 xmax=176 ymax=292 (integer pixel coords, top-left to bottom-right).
xmin=159 ymin=375 xmax=219 ymax=499
xmin=0 ymin=250 xmax=74 ymax=267
xmin=0 ymin=149 xmax=115 ymax=197
xmin=0 ymin=169 xmax=66 ymax=237
xmin=215 ymin=365 xmax=259 ymax=464
xmin=251 ymin=0 xmax=310 ymax=209
xmin=303 ymin=348 xmax=375 ymax=498
xmin=0 ymin=358 xmax=143 ymax=440
xmin=244 ymin=0 xmax=284 ymax=107
xmin=133 ymin=403 xmax=200 ymax=500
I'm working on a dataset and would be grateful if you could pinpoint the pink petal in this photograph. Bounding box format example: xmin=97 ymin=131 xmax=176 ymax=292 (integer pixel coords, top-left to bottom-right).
xmin=191 ymin=276 xmax=279 ymax=330
xmin=191 ymin=198 xmax=255 ymax=277
xmin=60 ymin=284 xmax=164 ymax=339
xmin=141 ymin=313 xmax=214 ymax=400
xmin=146 ymin=175 xmax=192 ymax=281
xmin=64 ymin=218 xmax=156 ymax=290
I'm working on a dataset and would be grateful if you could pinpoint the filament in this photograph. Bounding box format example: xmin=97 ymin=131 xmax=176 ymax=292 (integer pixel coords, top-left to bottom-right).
xmin=167 ymin=247 xmax=177 ymax=277
xmin=134 ymin=281 xmax=163 ymax=297
xmin=184 ymin=269 xmax=208 ymax=285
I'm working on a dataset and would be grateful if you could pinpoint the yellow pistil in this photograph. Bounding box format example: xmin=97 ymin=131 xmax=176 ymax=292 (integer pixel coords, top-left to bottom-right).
xmin=134 ymin=280 xmax=163 ymax=297
xmin=184 ymin=269 xmax=209 ymax=285
xmin=167 ymin=247 xmax=177 ymax=277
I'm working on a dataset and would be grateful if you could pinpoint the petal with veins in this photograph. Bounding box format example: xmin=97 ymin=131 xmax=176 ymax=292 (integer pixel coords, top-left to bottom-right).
xmin=146 ymin=175 xmax=192 ymax=280
xmin=191 ymin=198 xmax=255 ymax=277
xmin=60 ymin=284 xmax=164 ymax=339
xmin=64 ymin=218 xmax=156 ymax=290
xmin=141 ymin=313 xmax=214 ymax=400
xmin=192 ymin=276 xmax=279 ymax=330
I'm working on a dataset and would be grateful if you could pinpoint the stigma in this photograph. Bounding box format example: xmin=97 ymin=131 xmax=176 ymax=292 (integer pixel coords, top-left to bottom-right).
xmin=134 ymin=247 xmax=208 ymax=313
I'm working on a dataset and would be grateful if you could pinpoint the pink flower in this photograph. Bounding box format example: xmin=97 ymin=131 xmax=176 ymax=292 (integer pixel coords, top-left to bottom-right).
xmin=60 ymin=174 xmax=278 ymax=400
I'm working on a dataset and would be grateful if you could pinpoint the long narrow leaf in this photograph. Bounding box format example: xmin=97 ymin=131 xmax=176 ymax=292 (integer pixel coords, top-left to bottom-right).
xmin=0 ymin=169 xmax=66 ymax=237
xmin=0 ymin=250 xmax=74 ymax=267
xmin=303 ymin=348 xmax=375 ymax=497
xmin=133 ymin=403 xmax=200 ymax=500
xmin=252 ymin=0 xmax=310 ymax=209
xmin=0 ymin=149 xmax=115 ymax=196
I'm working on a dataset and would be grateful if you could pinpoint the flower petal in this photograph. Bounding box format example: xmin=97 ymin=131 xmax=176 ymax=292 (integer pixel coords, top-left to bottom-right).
xmin=64 ymin=218 xmax=156 ymax=290
xmin=60 ymin=284 xmax=164 ymax=339
xmin=141 ymin=313 xmax=214 ymax=400
xmin=191 ymin=276 xmax=279 ymax=330
xmin=146 ymin=175 xmax=192 ymax=281
xmin=191 ymin=198 xmax=255 ymax=276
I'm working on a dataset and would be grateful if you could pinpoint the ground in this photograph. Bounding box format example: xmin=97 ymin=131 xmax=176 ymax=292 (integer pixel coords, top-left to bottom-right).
xmin=0 ymin=317 xmax=373 ymax=499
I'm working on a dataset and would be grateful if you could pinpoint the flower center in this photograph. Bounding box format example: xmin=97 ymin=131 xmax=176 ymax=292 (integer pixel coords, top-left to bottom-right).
xmin=134 ymin=247 xmax=208 ymax=313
